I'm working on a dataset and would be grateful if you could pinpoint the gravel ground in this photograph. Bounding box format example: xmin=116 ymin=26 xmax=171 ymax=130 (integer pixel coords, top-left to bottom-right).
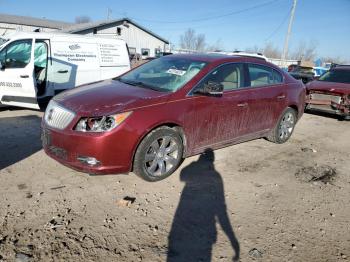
xmin=0 ymin=107 xmax=349 ymax=262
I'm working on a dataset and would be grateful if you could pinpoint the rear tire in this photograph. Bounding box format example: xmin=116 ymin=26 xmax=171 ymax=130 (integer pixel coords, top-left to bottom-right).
xmin=267 ymin=108 xmax=297 ymax=144
xmin=133 ymin=126 xmax=184 ymax=182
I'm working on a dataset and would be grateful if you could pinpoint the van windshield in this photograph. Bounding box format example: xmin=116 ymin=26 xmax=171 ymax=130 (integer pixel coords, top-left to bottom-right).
xmin=116 ymin=56 xmax=207 ymax=92
xmin=0 ymin=37 xmax=8 ymax=47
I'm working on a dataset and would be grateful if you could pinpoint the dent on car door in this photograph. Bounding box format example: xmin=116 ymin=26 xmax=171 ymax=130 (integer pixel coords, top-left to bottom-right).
xmin=245 ymin=63 xmax=286 ymax=133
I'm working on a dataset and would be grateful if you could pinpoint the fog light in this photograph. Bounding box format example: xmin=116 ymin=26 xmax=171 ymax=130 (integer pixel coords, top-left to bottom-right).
xmin=77 ymin=156 xmax=101 ymax=166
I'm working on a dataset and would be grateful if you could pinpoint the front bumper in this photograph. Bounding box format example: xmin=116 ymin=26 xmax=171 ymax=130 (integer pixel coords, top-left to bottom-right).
xmin=41 ymin=122 xmax=139 ymax=175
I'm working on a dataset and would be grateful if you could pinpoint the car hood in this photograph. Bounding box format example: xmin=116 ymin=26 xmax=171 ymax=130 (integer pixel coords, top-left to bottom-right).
xmin=306 ymin=80 xmax=350 ymax=95
xmin=54 ymin=79 xmax=170 ymax=116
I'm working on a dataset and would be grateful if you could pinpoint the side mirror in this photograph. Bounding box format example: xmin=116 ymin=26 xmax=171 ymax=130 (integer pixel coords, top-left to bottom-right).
xmin=194 ymin=81 xmax=223 ymax=96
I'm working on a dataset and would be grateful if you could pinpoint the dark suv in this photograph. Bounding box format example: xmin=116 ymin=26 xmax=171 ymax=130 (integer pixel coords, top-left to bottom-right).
xmin=42 ymin=54 xmax=305 ymax=181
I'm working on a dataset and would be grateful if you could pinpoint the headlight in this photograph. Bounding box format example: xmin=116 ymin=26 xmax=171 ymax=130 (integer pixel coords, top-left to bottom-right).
xmin=75 ymin=111 xmax=132 ymax=132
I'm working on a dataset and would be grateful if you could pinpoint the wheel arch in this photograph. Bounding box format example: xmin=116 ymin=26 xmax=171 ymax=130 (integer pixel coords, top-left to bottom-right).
xmin=288 ymin=104 xmax=299 ymax=117
xmin=130 ymin=122 xmax=187 ymax=172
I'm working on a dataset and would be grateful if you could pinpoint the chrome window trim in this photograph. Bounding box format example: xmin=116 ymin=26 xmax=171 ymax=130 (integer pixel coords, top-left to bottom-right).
xmin=187 ymin=61 xmax=286 ymax=97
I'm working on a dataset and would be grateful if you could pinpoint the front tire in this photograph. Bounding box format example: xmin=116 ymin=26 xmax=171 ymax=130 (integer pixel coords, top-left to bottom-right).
xmin=133 ymin=126 xmax=184 ymax=182
xmin=267 ymin=108 xmax=297 ymax=144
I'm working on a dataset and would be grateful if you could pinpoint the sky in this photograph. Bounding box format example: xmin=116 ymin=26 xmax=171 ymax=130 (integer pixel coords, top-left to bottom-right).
xmin=1 ymin=0 xmax=350 ymax=61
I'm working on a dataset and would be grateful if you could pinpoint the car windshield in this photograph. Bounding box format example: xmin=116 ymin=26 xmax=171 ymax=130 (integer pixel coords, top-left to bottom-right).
xmin=116 ymin=56 xmax=207 ymax=92
xmin=318 ymin=69 xmax=350 ymax=84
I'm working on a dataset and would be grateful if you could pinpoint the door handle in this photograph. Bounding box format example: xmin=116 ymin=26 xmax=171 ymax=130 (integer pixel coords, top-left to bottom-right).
xmin=57 ymin=70 xmax=68 ymax=73
xmin=277 ymin=95 xmax=286 ymax=100
xmin=237 ymin=102 xmax=248 ymax=107
xmin=20 ymin=75 xmax=29 ymax=78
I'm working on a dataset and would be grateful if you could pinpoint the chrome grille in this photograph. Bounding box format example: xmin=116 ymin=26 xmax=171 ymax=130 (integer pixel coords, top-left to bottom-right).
xmin=44 ymin=100 xmax=75 ymax=130
xmin=310 ymin=93 xmax=342 ymax=104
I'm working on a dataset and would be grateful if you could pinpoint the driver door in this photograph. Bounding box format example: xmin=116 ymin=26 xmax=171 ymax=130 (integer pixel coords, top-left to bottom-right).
xmin=186 ymin=63 xmax=248 ymax=152
xmin=0 ymin=39 xmax=39 ymax=109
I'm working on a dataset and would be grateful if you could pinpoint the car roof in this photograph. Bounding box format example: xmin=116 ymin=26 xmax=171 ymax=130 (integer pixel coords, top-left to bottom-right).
xmin=167 ymin=53 xmax=268 ymax=64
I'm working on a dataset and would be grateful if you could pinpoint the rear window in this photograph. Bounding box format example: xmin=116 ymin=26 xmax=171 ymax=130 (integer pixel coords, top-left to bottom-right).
xmin=248 ymin=64 xmax=283 ymax=87
xmin=318 ymin=69 xmax=350 ymax=84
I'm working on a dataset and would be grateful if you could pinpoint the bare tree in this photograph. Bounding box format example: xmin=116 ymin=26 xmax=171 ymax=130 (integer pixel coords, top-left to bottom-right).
xmin=262 ymin=43 xmax=281 ymax=59
xmin=179 ymin=28 xmax=207 ymax=52
xmin=195 ymin=33 xmax=206 ymax=52
xmin=75 ymin=16 xmax=92 ymax=24
xmin=180 ymin=29 xmax=196 ymax=51
xmin=290 ymin=41 xmax=318 ymax=61
xmin=320 ymin=56 xmax=348 ymax=65
xmin=245 ymin=45 xmax=262 ymax=54
xmin=244 ymin=43 xmax=281 ymax=58
xmin=207 ymin=39 xmax=223 ymax=52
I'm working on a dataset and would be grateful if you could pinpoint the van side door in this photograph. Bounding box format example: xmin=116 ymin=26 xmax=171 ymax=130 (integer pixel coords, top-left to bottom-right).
xmin=49 ymin=40 xmax=100 ymax=94
xmin=0 ymin=39 xmax=39 ymax=109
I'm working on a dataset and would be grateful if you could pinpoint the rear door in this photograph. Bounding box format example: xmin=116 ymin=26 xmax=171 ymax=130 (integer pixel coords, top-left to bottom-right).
xmin=0 ymin=38 xmax=39 ymax=109
xmin=245 ymin=63 xmax=287 ymax=133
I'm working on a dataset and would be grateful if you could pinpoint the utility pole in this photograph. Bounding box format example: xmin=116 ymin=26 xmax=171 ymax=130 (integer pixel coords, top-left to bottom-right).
xmin=107 ymin=8 xmax=112 ymax=20
xmin=281 ymin=0 xmax=297 ymax=65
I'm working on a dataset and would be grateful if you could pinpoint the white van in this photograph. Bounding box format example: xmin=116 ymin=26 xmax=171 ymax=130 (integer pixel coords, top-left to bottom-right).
xmin=0 ymin=32 xmax=131 ymax=109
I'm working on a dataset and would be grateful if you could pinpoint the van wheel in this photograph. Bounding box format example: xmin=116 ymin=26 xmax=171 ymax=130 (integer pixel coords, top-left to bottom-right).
xmin=133 ymin=126 xmax=183 ymax=182
xmin=267 ymin=108 xmax=297 ymax=144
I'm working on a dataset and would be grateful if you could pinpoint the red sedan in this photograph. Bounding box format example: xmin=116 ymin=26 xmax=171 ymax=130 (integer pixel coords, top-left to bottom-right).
xmin=42 ymin=54 xmax=305 ymax=181
xmin=305 ymin=65 xmax=350 ymax=120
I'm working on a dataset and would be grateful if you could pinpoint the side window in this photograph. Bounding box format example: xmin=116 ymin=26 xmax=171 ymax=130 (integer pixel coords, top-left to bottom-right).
xmin=248 ymin=64 xmax=274 ymax=87
xmin=0 ymin=39 xmax=32 ymax=69
xmin=202 ymin=63 xmax=245 ymax=91
xmin=272 ymin=69 xmax=283 ymax=84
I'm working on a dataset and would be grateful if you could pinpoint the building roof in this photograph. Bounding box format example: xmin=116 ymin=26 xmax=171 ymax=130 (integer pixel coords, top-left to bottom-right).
xmin=0 ymin=13 xmax=72 ymax=29
xmin=61 ymin=18 xmax=169 ymax=44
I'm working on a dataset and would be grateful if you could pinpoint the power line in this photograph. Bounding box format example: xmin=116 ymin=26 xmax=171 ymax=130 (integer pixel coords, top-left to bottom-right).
xmin=130 ymin=0 xmax=284 ymax=24
xmin=264 ymin=7 xmax=292 ymax=42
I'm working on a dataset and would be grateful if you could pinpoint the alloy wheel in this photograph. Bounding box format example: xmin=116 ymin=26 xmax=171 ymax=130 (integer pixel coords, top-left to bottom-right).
xmin=278 ymin=112 xmax=295 ymax=140
xmin=144 ymin=136 xmax=180 ymax=177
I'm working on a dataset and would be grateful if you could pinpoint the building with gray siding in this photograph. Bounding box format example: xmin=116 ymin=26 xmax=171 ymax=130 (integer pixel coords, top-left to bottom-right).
xmin=0 ymin=13 xmax=72 ymax=35
xmin=62 ymin=18 xmax=169 ymax=58
xmin=0 ymin=14 xmax=169 ymax=58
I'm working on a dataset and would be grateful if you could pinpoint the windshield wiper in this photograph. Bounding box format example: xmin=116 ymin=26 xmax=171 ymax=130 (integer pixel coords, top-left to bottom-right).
xmin=118 ymin=78 xmax=162 ymax=92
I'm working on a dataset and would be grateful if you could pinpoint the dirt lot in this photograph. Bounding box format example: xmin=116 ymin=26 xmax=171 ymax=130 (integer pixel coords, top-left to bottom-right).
xmin=0 ymin=108 xmax=349 ymax=262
